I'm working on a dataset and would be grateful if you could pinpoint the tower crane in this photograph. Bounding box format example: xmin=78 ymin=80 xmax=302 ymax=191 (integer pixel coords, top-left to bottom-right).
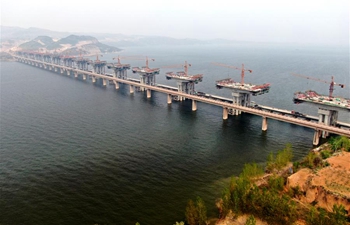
xmin=162 ymin=61 xmax=192 ymax=76
xmin=292 ymin=73 xmax=345 ymax=99
xmin=113 ymin=56 xmax=155 ymax=68
xmin=212 ymin=62 xmax=252 ymax=84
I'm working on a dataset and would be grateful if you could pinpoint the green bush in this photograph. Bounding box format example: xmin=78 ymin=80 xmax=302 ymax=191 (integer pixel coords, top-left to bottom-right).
xmin=305 ymin=152 xmax=316 ymax=169
xmin=329 ymin=136 xmax=350 ymax=151
xmin=185 ymin=197 xmax=207 ymax=225
xmin=245 ymin=215 xmax=256 ymax=225
xmin=320 ymin=150 xmax=331 ymax=159
xmin=240 ymin=163 xmax=264 ymax=180
xmin=268 ymin=175 xmax=285 ymax=192
xmin=306 ymin=204 xmax=348 ymax=225
xmin=266 ymin=144 xmax=293 ymax=172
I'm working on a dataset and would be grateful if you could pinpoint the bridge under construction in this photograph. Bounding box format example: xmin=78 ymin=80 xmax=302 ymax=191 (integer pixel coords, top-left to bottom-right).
xmin=12 ymin=51 xmax=350 ymax=145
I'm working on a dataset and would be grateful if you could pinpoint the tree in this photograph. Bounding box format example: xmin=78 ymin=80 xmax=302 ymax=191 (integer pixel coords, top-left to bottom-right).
xmin=266 ymin=144 xmax=293 ymax=172
xmin=245 ymin=215 xmax=256 ymax=225
xmin=331 ymin=204 xmax=347 ymax=225
xmin=185 ymin=199 xmax=198 ymax=225
xmin=196 ymin=197 xmax=207 ymax=225
xmin=329 ymin=136 xmax=350 ymax=151
xmin=240 ymin=163 xmax=264 ymax=180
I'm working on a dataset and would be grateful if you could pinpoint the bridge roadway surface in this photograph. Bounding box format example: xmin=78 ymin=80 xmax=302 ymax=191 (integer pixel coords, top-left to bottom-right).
xmin=14 ymin=56 xmax=350 ymax=138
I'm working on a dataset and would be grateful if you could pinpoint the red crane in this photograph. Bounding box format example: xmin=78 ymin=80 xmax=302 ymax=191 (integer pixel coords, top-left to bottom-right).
xmin=162 ymin=61 xmax=192 ymax=76
xmin=113 ymin=56 xmax=155 ymax=68
xmin=212 ymin=62 xmax=252 ymax=84
xmin=292 ymin=73 xmax=345 ymax=99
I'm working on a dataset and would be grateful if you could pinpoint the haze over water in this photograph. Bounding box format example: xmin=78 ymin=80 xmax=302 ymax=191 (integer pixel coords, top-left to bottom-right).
xmin=1 ymin=44 xmax=349 ymax=225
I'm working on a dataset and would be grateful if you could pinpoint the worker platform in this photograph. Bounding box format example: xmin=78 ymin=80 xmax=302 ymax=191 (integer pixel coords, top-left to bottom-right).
xmin=132 ymin=57 xmax=160 ymax=91
xmin=215 ymin=78 xmax=270 ymax=115
xmin=107 ymin=62 xmax=131 ymax=80
xmin=165 ymin=61 xmax=203 ymax=101
xmin=90 ymin=59 xmax=107 ymax=74
xmin=293 ymin=90 xmax=350 ymax=111
xmin=293 ymin=90 xmax=350 ymax=142
xmin=74 ymin=58 xmax=90 ymax=71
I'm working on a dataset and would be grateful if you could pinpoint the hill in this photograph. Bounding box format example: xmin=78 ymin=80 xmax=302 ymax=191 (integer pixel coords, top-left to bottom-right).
xmin=16 ymin=34 xmax=121 ymax=55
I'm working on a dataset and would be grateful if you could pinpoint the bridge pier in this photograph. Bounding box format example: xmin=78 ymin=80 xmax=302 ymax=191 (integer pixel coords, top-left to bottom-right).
xmin=67 ymin=70 xmax=71 ymax=76
xmin=318 ymin=108 xmax=338 ymax=138
xmin=262 ymin=117 xmax=268 ymax=131
xmin=103 ymin=79 xmax=107 ymax=86
xmin=167 ymin=94 xmax=172 ymax=104
xmin=147 ymin=89 xmax=151 ymax=98
xmin=192 ymin=100 xmax=197 ymax=111
xmin=83 ymin=74 xmax=87 ymax=80
xmin=130 ymin=85 xmax=134 ymax=94
xmin=313 ymin=130 xmax=322 ymax=145
xmin=92 ymin=76 xmax=96 ymax=83
xmin=114 ymin=81 xmax=119 ymax=89
xmin=60 ymin=68 xmax=64 ymax=74
xmin=223 ymin=107 xmax=228 ymax=120
xmin=74 ymin=72 xmax=78 ymax=78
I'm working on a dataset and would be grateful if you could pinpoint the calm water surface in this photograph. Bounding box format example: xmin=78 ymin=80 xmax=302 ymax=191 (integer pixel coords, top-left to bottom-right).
xmin=1 ymin=44 xmax=349 ymax=225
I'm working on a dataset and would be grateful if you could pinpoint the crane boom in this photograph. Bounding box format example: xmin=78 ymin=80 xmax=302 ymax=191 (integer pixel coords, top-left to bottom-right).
xmin=212 ymin=62 xmax=252 ymax=84
xmin=162 ymin=61 xmax=191 ymax=76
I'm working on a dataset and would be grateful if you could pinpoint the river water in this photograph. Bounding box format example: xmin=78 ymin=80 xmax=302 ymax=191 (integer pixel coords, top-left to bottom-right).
xmin=0 ymin=43 xmax=349 ymax=225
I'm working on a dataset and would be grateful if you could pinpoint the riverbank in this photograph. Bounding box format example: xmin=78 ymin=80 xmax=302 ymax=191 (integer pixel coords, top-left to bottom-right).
xmin=211 ymin=140 xmax=350 ymax=225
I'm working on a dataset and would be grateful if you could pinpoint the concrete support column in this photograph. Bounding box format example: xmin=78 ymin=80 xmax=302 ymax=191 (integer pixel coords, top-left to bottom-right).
xmin=223 ymin=107 xmax=228 ymax=120
xmin=92 ymin=76 xmax=96 ymax=83
xmin=114 ymin=80 xmax=119 ymax=89
xmin=67 ymin=70 xmax=70 ymax=76
xmin=74 ymin=72 xmax=78 ymax=78
xmin=318 ymin=108 xmax=338 ymax=138
xmin=60 ymin=68 xmax=64 ymax=74
xmin=313 ymin=130 xmax=322 ymax=145
xmin=103 ymin=79 xmax=107 ymax=86
xmin=83 ymin=74 xmax=87 ymax=80
xmin=130 ymin=85 xmax=134 ymax=94
xmin=147 ymin=89 xmax=151 ymax=98
xmin=167 ymin=94 xmax=172 ymax=104
xmin=262 ymin=117 xmax=268 ymax=131
xmin=192 ymin=100 xmax=197 ymax=111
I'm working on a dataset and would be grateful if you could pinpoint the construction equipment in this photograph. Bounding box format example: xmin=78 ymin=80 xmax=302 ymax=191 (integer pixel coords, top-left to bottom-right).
xmin=292 ymin=73 xmax=345 ymax=99
xmin=212 ymin=62 xmax=252 ymax=84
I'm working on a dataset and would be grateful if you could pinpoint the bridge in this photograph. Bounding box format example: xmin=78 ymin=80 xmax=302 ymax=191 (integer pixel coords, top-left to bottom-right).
xmin=12 ymin=54 xmax=350 ymax=145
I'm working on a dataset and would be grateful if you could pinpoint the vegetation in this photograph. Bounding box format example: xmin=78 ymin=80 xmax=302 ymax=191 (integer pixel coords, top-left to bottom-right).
xmin=266 ymin=143 xmax=293 ymax=172
xmin=329 ymin=136 xmax=350 ymax=152
xmin=185 ymin=197 xmax=207 ymax=225
xmin=306 ymin=204 xmax=348 ymax=225
xmin=320 ymin=149 xmax=332 ymax=159
xmin=245 ymin=215 xmax=256 ymax=225
xmin=240 ymin=162 xmax=264 ymax=180
xmin=217 ymin=154 xmax=298 ymax=225
xmin=183 ymin=142 xmax=350 ymax=225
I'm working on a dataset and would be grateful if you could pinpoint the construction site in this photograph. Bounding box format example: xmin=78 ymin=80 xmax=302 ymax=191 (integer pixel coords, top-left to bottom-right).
xmin=12 ymin=51 xmax=350 ymax=145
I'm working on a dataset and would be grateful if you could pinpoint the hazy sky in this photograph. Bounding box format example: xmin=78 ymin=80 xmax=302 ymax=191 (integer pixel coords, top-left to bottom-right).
xmin=1 ymin=0 xmax=349 ymax=45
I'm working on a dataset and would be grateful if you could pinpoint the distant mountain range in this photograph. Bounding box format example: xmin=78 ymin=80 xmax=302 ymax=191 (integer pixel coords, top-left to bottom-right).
xmin=15 ymin=35 xmax=121 ymax=55
xmin=1 ymin=26 xmax=242 ymax=51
